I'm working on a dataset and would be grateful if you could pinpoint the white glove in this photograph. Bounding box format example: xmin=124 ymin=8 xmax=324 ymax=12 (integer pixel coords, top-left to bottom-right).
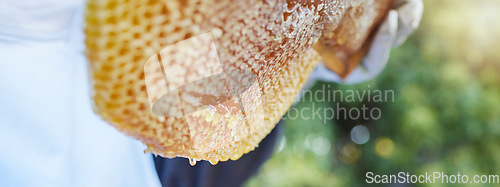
xmin=310 ymin=0 xmax=424 ymax=85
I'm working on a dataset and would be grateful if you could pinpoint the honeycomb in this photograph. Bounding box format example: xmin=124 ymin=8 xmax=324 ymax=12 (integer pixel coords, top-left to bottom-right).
xmin=315 ymin=0 xmax=394 ymax=78
xmin=85 ymin=0 xmax=354 ymax=163
xmin=143 ymin=33 xmax=257 ymax=155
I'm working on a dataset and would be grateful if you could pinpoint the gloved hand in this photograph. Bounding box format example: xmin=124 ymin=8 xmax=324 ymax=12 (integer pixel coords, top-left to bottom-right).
xmin=311 ymin=0 xmax=424 ymax=84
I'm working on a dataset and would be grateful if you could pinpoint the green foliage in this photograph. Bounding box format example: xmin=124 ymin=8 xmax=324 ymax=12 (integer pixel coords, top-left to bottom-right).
xmin=246 ymin=0 xmax=500 ymax=186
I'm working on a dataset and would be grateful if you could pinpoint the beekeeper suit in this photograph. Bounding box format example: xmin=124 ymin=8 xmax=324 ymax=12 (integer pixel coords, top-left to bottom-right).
xmin=0 ymin=0 xmax=160 ymax=186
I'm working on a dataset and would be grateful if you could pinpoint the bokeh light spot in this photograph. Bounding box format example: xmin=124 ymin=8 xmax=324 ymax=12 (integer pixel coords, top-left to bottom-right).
xmin=350 ymin=125 xmax=370 ymax=144
xmin=311 ymin=136 xmax=331 ymax=156
xmin=375 ymin=137 xmax=394 ymax=159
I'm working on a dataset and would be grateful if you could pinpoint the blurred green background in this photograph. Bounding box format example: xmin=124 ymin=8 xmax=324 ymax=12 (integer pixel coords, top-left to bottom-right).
xmin=246 ymin=0 xmax=500 ymax=186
